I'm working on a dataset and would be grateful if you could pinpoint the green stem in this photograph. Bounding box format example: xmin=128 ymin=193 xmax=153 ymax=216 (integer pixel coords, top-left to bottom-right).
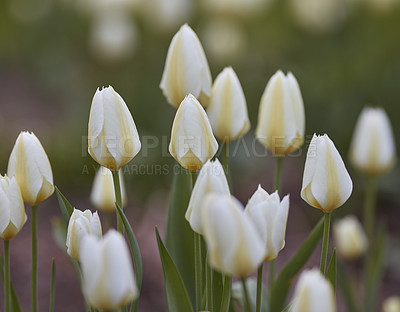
xmin=221 ymin=141 xmax=229 ymax=179
xmin=274 ymin=157 xmax=284 ymax=193
xmin=363 ymin=178 xmax=376 ymax=243
xmin=269 ymin=260 xmax=276 ymax=289
xmin=320 ymin=213 xmax=331 ymax=274
xmin=241 ymin=278 xmax=252 ymax=312
xmin=194 ymin=232 xmax=203 ymax=311
xmin=206 ymin=256 xmax=213 ymax=310
xmin=4 ymin=240 xmax=10 ymax=312
xmin=112 ymin=170 xmax=123 ymax=234
xmin=256 ymin=265 xmax=263 ymax=312
xmin=32 ymin=205 xmax=38 ymax=312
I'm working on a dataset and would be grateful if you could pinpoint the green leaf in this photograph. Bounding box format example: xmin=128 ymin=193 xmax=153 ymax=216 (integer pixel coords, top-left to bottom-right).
xmin=165 ymin=169 xmax=195 ymax=304
xmin=49 ymin=259 xmax=56 ymax=312
xmin=55 ymin=186 xmax=74 ymax=223
xmin=115 ymin=202 xmax=143 ymax=312
xmin=212 ymin=269 xmax=224 ymax=312
xmin=270 ymin=217 xmax=324 ymax=311
xmin=0 ymin=256 xmax=22 ymax=312
xmin=337 ymin=262 xmax=358 ymax=312
xmin=155 ymin=227 xmax=194 ymax=312
xmin=326 ymin=249 xmax=337 ymax=293
xmin=51 ymin=217 xmax=68 ymax=252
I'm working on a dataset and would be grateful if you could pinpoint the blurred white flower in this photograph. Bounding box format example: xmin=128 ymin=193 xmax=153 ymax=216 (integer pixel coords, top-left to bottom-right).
xmin=76 ymin=0 xmax=139 ymax=16
xmin=382 ymin=296 xmax=400 ymax=312
xmin=201 ymin=0 xmax=270 ymax=18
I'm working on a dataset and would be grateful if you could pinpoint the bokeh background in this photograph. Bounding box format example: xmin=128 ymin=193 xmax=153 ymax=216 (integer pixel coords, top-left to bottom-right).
xmin=0 ymin=0 xmax=399 ymax=310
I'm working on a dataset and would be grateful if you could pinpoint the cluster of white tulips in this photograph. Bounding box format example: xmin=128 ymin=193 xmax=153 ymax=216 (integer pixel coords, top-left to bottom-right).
xmin=1 ymin=22 xmax=398 ymax=312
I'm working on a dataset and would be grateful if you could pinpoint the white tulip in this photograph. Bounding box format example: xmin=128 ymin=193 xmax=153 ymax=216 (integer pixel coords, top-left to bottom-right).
xmin=169 ymin=94 xmax=218 ymax=172
xmin=0 ymin=175 xmax=27 ymax=240
xmin=80 ymin=230 xmax=137 ymax=310
xmin=291 ymin=269 xmax=336 ymax=312
xmin=185 ymin=159 xmax=230 ymax=234
xmin=382 ymin=296 xmax=400 ymax=312
xmin=66 ymin=208 xmax=102 ymax=262
xmin=245 ymin=185 xmax=289 ymax=261
xmin=255 ymin=70 xmax=305 ymax=156
xmin=207 ymin=67 xmax=250 ymax=141
xmin=7 ymin=131 xmax=54 ymax=206
xmin=91 ymin=167 xmax=127 ymax=212
xmin=160 ymin=24 xmax=212 ymax=108
xmin=349 ymin=107 xmax=396 ymax=177
xmin=301 ymin=134 xmax=352 ymax=213
xmin=88 ymin=86 xmax=141 ymax=171
xmin=201 ymin=194 xmax=266 ymax=277
xmin=333 ymin=215 xmax=367 ymax=260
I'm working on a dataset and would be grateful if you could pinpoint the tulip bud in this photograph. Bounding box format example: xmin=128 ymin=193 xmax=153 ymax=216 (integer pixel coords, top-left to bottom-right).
xmin=382 ymin=296 xmax=400 ymax=312
xmin=207 ymin=67 xmax=250 ymax=141
xmin=80 ymin=230 xmax=138 ymax=310
xmin=185 ymin=159 xmax=230 ymax=234
xmin=245 ymin=185 xmax=289 ymax=261
xmin=349 ymin=107 xmax=396 ymax=178
xmin=7 ymin=131 xmax=54 ymax=206
xmin=0 ymin=175 xmax=27 ymax=240
xmin=160 ymin=24 xmax=212 ymax=108
xmin=169 ymin=94 xmax=218 ymax=172
xmin=301 ymin=134 xmax=353 ymax=213
xmin=255 ymin=70 xmax=305 ymax=156
xmin=333 ymin=215 xmax=367 ymax=260
xmin=91 ymin=167 xmax=127 ymax=212
xmin=291 ymin=269 xmax=336 ymax=312
xmin=201 ymin=194 xmax=266 ymax=277
xmin=66 ymin=208 xmax=102 ymax=262
xmin=88 ymin=86 xmax=141 ymax=171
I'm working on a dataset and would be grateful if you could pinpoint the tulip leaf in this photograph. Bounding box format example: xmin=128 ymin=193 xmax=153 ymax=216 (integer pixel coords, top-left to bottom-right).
xmin=212 ymin=269 xmax=224 ymax=312
xmin=50 ymin=258 xmax=56 ymax=312
xmin=55 ymin=186 xmax=74 ymax=223
xmin=155 ymin=227 xmax=194 ymax=312
xmin=270 ymin=217 xmax=324 ymax=311
xmin=337 ymin=262 xmax=358 ymax=312
xmin=51 ymin=217 xmax=68 ymax=252
xmin=115 ymin=202 xmax=143 ymax=312
xmin=220 ymin=274 xmax=232 ymax=312
xmin=326 ymin=249 xmax=337 ymax=293
xmin=0 ymin=256 xmax=22 ymax=312
xmin=165 ymin=169 xmax=195 ymax=304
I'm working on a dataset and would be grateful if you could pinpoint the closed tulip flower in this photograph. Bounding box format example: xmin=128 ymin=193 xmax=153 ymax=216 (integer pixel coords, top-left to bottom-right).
xmin=88 ymin=86 xmax=141 ymax=171
xmin=201 ymin=194 xmax=266 ymax=277
xmin=160 ymin=24 xmax=212 ymax=108
xmin=80 ymin=230 xmax=138 ymax=310
xmin=207 ymin=67 xmax=250 ymax=141
xmin=291 ymin=269 xmax=336 ymax=312
xmin=91 ymin=167 xmax=127 ymax=212
xmin=255 ymin=70 xmax=305 ymax=156
xmin=66 ymin=208 xmax=102 ymax=262
xmin=169 ymin=94 xmax=218 ymax=172
xmin=7 ymin=131 xmax=54 ymax=206
xmin=0 ymin=175 xmax=27 ymax=240
xmin=382 ymin=296 xmax=400 ymax=312
xmin=301 ymin=134 xmax=353 ymax=213
xmin=245 ymin=185 xmax=289 ymax=261
xmin=333 ymin=215 xmax=367 ymax=260
xmin=185 ymin=159 xmax=230 ymax=234
xmin=349 ymin=107 xmax=396 ymax=178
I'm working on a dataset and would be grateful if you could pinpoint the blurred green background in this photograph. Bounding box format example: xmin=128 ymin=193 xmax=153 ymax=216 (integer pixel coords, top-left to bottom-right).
xmin=0 ymin=0 xmax=399 ymax=310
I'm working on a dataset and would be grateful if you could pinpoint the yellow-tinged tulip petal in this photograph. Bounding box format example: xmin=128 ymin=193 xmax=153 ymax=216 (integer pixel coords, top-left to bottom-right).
xmin=169 ymin=94 xmax=218 ymax=172
xmin=7 ymin=131 xmax=54 ymax=206
xmin=160 ymin=24 xmax=212 ymax=108
xmin=91 ymin=167 xmax=127 ymax=212
xmin=88 ymin=86 xmax=141 ymax=171
xmin=333 ymin=215 xmax=367 ymax=260
xmin=201 ymin=194 xmax=266 ymax=277
xmin=349 ymin=107 xmax=396 ymax=178
xmin=301 ymin=134 xmax=352 ymax=213
xmin=185 ymin=159 xmax=230 ymax=234
xmin=291 ymin=269 xmax=336 ymax=312
xmin=207 ymin=67 xmax=250 ymax=142
xmin=80 ymin=230 xmax=138 ymax=310
xmin=245 ymin=185 xmax=289 ymax=261
xmin=0 ymin=175 xmax=27 ymax=240
xmin=66 ymin=208 xmax=102 ymax=262
xmin=255 ymin=70 xmax=305 ymax=156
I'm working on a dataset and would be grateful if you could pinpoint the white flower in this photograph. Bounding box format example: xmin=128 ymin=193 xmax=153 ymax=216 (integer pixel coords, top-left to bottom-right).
xmin=382 ymin=296 xmax=400 ymax=312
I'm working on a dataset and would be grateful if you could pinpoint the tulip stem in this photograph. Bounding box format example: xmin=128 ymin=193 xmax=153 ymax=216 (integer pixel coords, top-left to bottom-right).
xmin=206 ymin=255 xmax=213 ymax=310
xmin=220 ymin=141 xmax=230 ymax=180
xmin=241 ymin=278 xmax=252 ymax=312
xmin=269 ymin=260 xmax=276 ymax=290
xmin=4 ymin=240 xmax=10 ymax=312
xmin=256 ymin=265 xmax=263 ymax=312
xmin=274 ymin=157 xmax=284 ymax=193
xmin=320 ymin=212 xmax=331 ymax=274
xmin=363 ymin=178 xmax=376 ymax=242
xmin=194 ymin=232 xmax=203 ymax=311
xmin=112 ymin=170 xmax=123 ymax=234
xmin=32 ymin=205 xmax=38 ymax=312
